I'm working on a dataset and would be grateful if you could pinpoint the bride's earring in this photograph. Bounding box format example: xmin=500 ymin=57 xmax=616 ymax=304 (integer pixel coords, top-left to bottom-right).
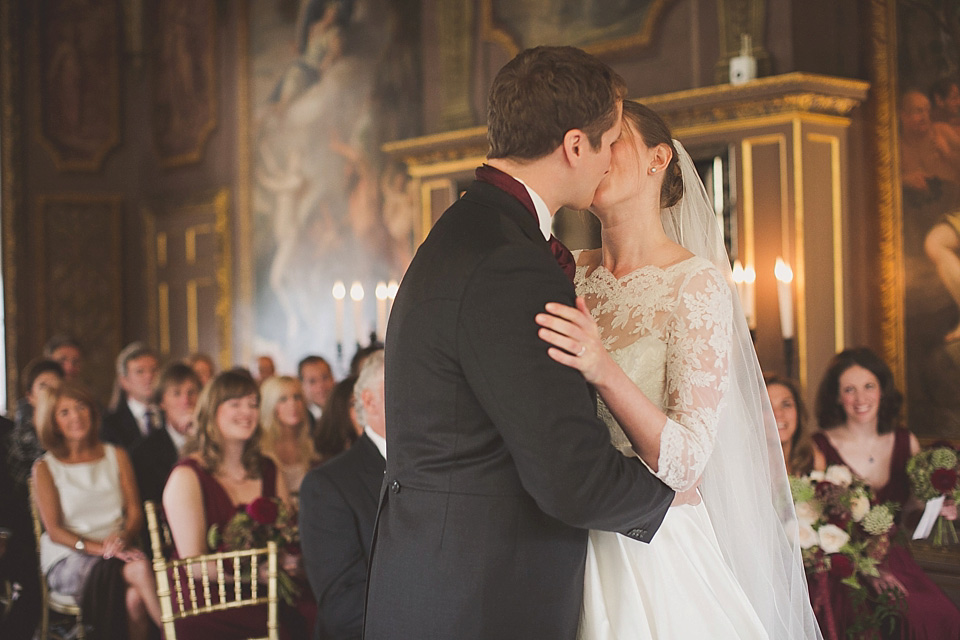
xmin=650 ymin=167 xmax=658 ymax=174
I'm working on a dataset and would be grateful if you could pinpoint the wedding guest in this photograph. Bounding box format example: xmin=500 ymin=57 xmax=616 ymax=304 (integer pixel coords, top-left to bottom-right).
xmin=313 ymin=376 xmax=360 ymax=462
xmin=298 ymin=355 xmax=336 ymax=433
xmin=103 ymin=342 xmax=161 ymax=450
xmin=260 ymin=375 xmax=321 ymax=501
xmin=162 ymin=370 xmax=291 ymax=639
xmin=301 ymin=350 xmax=385 ymax=640
xmin=765 ymin=374 xmax=823 ymax=476
xmin=255 ymin=355 xmax=277 ymax=385
xmin=812 ymin=347 xmax=960 ymax=639
xmin=43 ymin=335 xmax=83 ymax=381
xmin=348 ymin=345 xmax=380 ymax=378
xmin=186 ymin=352 xmax=216 ymax=389
xmin=32 ymin=381 xmax=161 ymax=640
xmin=131 ymin=363 xmax=201 ymax=505
xmin=7 ymin=359 xmax=65 ymax=487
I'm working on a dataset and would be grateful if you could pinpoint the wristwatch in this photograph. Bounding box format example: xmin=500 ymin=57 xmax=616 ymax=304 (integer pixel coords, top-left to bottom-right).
xmin=74 ymin=537 xmax=85 ymax=552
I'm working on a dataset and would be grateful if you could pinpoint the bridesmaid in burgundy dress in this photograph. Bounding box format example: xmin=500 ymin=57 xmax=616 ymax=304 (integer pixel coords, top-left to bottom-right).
xmin=163 ymin=370 xmax=292 ymax=639
xmin=812 ymin=347 xmax=960 ymax=640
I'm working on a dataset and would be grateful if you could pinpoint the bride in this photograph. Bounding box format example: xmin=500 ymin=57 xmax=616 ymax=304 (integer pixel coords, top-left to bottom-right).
xmin=535 ymin=101 xmax=822 ymax=639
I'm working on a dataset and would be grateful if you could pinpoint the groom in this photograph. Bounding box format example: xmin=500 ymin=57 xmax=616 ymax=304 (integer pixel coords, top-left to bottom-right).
xmin=364 ymin=46 xmax=675 ymax=640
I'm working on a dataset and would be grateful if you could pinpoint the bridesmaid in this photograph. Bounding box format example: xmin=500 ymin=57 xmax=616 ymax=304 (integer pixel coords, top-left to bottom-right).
xmin=812 ymin=347 xmax=960 ymax=639
xmin=163 ymin=371 xmax=291 ymax=639
xmin=259 ymin=376 xmax=321 ymax=503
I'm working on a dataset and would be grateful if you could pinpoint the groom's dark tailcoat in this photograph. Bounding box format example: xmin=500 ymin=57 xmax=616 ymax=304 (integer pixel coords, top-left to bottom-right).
xmin=364 ymin=179 xmax=675 ymax=640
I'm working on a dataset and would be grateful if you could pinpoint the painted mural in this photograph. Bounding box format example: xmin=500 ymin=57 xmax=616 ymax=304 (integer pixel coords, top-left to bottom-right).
xmin=249 ymin=0 xmax=420 ymax=372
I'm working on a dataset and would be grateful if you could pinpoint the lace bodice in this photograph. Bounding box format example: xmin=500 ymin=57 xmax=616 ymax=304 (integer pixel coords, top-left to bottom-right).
xmin=575 ymin=253 xmax=733 ymax=491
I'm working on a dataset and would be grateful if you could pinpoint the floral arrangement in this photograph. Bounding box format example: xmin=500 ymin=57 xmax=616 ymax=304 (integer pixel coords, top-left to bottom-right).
xmin=906 ymin=444 xmax=960 ymax=546
xmin=791 ymin=465 xmax=896 ymax=588
xmin=207 ymin=497 xmax=300 ymax=605
xmin=791 ymin=465 xmax=903 ymax=638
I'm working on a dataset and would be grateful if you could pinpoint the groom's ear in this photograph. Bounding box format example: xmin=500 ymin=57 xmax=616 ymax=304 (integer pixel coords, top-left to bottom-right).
xmin=561 ymin=129 xmax=587 ymax=165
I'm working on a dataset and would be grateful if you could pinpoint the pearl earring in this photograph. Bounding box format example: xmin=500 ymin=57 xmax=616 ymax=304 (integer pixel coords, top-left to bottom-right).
xmin=650 ymin=167 xmax=657 ymax=174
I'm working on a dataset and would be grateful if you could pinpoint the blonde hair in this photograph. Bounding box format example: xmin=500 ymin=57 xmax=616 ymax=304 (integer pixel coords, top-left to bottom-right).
xmin=36 ymin=381 xmax=101 ymax=458
xmin=259 ymin=376 xmax=318 ymax=465
xmin=192 ymin=370 xmax=262 ymax=478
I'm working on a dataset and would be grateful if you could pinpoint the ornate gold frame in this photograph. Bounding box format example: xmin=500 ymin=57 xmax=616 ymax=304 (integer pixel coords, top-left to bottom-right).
xmin=480 ymin=0 xmax=674 ymax=57
xmin=871 ymin=0 xmax=907 ymax=392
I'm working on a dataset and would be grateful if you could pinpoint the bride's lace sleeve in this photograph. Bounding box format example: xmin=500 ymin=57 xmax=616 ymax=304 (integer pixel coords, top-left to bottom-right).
xmin=654 ymin=265 xmax=734 ymax=491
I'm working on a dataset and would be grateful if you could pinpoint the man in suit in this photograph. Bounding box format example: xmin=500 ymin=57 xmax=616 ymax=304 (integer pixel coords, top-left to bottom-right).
xmin=102 ymin=342 xmax=160 ymax=450
xmin=298 ymin=355 xmax=336 ymax=435
xmin=301 ymin=350 xmax=385 ymax=640
xmin=364 ymin=46 xmax=676 ymax=640
xmin=131 ymin=362 xmax=201 ymax=505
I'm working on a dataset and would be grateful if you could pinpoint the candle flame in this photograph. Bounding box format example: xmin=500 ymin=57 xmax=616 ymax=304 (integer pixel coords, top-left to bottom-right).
xmin=387 ymin=280 xmax=399 ymax=299
xmin=350 ymin=281 xmax=364 ymax=301
xmin=774 ymin=257 xmax=793 ymax=283
xmin=376 ymin=282 xmax=389 ymax=300
xmin=743 ymin=265 xmax=756 ymax=283
xmin=332 ymin=281 xmax=346 ymax=300
xmin=732 ymin=260 xmax=745 ymax=283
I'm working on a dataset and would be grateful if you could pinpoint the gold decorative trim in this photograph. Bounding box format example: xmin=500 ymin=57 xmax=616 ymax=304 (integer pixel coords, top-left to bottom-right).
xmin=792 ymin=119 xmax=807 ymax=388
xmin=807 ymin=132 xmax=845 ymax=353
xmin=236 ymin=1 xmax=252 ymax=370
xmin=872 ymin=0 xmax=906 ymax=391
xmin=158 ymin=282 xmax=170 ymax=355
xmin=144 ymin=205 xmax=158 ymax=351
xmin=419 ymin=179 xmax=456 ymax=243
xmin=1 ymin=0 xmax=22 ymax=405
xmin=480 ymin=0 xmax=674 ymax=58
xmin=185 ymin=223 xmax=213 ymax=265
xmin=153 ymin=0 xmax=218 ymax=168
xmin=157 ymin=232 xmax=168 ymax=268
xmin=212 ymin=189 xmax=232 ymax=368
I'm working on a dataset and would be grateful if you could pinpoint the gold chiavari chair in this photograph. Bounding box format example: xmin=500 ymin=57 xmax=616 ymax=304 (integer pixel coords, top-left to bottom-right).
xmin=144 ymin=500 xmax=279 ymax=640
xmin=28 ymin=479 xmax=85 ymax=640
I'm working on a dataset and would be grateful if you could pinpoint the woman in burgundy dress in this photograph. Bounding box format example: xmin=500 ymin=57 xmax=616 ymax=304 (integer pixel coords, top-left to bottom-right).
xmin=812 ymin=347 xmax=960 ymax=639
xmin=163 ymin=370 xmax=291 ymax=639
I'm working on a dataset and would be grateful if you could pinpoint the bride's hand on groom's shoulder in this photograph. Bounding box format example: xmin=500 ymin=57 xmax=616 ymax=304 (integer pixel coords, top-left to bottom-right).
xmin=536 ymin=297 xmax=611 ymax=386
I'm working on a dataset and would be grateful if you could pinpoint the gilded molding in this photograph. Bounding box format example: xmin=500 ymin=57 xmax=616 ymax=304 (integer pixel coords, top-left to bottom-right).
xmin=236 ymin=1 xmax=252 ymax=370
xmin=871 ymin=0 xmax=906 ymax=390
xmin=479 ymin=0 xmax=674 ymax=58
xmin=1 ymin=0 xmax=21 ymax=404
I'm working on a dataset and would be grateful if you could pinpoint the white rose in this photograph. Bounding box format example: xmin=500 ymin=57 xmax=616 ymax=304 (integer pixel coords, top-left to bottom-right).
xmin=809 ymin=470 xmax=825 ymax=482
xmin=798 ymin=523 xmax=818 ymax=549
xmin=824 ymin=465 xmax=853 ymax=487
xmin=817 ymin=523 xmax=850 ymax=554
xmin=851 ymin=495 xmax=870 ymax=522
xmin=795 ymin=501 xmax=820 ymax=527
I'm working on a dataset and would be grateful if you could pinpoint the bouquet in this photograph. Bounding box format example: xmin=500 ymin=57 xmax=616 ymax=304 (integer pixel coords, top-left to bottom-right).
xmin=791 ymin=466 xmax=902 ymax=638
xmin=906 ymin=444 xmax=960 ymax=546
xmin=207 ymin=497 xmax=301 ymax=605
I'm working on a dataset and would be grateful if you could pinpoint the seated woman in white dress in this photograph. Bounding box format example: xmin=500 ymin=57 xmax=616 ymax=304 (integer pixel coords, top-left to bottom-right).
xmin=32 ymin=380 xmax=162 ymax=640
xmin=536 ymin=101 xmax=820 ymax=639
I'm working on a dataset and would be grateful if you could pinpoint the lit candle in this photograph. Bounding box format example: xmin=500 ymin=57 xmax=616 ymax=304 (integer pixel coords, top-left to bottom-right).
xmin=732 ymin=260 xmax=746 ymax=313
xmin=350 ymin=281 xmax=365 ymax=345
xmin=743 ymin=264 xmax=756 ymax=330
xmin=332 ymin=280 xmax=346 ymax=345
xmin=387 ymin=279 xmax=399 ymax=318
xmin=774 ymin=257 xmax=794 ymax=339
xmin=375 ymin=281 xmax=388 ymax=340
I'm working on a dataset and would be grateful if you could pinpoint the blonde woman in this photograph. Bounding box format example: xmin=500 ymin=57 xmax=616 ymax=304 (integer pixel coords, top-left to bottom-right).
xmin=260 ymin=375 xmax=320 ymax=500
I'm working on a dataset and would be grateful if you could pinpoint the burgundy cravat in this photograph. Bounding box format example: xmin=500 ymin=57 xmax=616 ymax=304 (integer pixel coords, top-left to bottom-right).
xmin=475 ymin=165 xmax=576 ymax=282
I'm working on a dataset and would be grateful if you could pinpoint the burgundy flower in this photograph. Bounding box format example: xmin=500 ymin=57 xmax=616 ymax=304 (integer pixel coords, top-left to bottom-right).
xmin=246 ymin=497 xmax=279 ymax=525
xmin=828 ymin=554 xmax=855 ymax=580
xmin=932 ymin=468 xmax=958 ymax=494
xmin=828 ymin=510 xmax=851 ymax=529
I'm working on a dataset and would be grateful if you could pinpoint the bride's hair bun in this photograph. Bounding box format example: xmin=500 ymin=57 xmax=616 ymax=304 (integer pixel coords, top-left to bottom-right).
xmin=622 ymin=101 xmax=684 ymax=209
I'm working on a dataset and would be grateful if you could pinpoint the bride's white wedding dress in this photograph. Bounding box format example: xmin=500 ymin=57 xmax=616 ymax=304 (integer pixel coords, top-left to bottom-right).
xmin=575 ymin=252 xmax=768 ymax=640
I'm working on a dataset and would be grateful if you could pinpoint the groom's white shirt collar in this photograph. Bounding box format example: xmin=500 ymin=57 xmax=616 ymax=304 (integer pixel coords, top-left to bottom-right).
xmin=513 ymin=177 xmax=552 ymax=241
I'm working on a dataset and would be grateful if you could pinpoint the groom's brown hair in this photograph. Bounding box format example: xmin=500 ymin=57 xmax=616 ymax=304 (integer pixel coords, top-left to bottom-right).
xmin=486 ymin=46 xmax=626 ymax=160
